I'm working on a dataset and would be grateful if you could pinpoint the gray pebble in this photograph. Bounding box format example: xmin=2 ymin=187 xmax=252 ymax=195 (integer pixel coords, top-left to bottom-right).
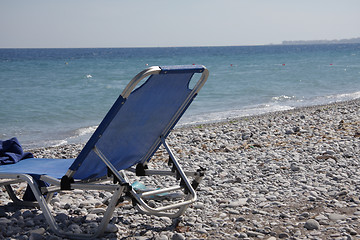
xmin=29 ymin=233 xmax=45 ymax=240
xmin=23 ymin=210 xmax=34 ymax=218
xmin=30 ymin=228 xmax=46 ymax=235
xmin=279 ymin=232 xmax=289 ymax=238
xmin=304 ymin=219 xmax=320 ymax=230
xmin=155 ymin=235 xmax=169 ymax=240
xmin=237 ymin=232 xmax=248 ymax=238
xmin=68 ymin=223 xmax=82 ymax=234
xmin=25 ymin=219 xmax=35 ymax=227
xmin=171 ymin=233 xmax=185 ymax=240
xmin=328 ymin=213 xmax=347 ymax=221
xmin=0 ymin=217 xmax=12 ymax=224
xmin=105 ymin=223 xmax=118 ymax=233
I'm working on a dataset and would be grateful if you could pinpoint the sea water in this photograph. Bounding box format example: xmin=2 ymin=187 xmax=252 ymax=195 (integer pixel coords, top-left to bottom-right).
xmin=1 ymin=44 xmax=360 ymax=148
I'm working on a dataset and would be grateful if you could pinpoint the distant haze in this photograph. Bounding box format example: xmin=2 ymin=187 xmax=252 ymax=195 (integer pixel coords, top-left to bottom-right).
xmin=282 ymin=37 xmax=360 ymax=45
xmin=1 ymin=0 xmax=359 ymax=48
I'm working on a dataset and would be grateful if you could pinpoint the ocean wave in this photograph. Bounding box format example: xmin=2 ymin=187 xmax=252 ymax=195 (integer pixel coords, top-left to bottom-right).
xmin=293 ymin=91 xmax=360 ymax=108
xmin=271 ymin=95 xmax=296 ymax=102
xmin=61 ymin=126 xmax=97 ymax=145
xmin=72 ymin=126 xmax=97 ymax=138
xmin=33 ymin=126 xmax=97 ymax=148
xmin=179 ymin=103 xmax=295 ymax=126
xmin=180 ymin=90 xmax=360 ymax=126
xmin=325 ymin=91 xmax=360 ymax=101
xmin=45 ymin=139 xmax=68 ymax=147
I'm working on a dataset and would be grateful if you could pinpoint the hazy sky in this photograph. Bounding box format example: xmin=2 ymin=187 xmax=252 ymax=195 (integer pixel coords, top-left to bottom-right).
xmin=1 ymin=0 xmax=359 ymax=48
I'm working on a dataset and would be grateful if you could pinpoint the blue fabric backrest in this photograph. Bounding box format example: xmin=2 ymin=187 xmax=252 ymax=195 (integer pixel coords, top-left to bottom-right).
xmin=71 ymin=66 xmax=204 ymax=180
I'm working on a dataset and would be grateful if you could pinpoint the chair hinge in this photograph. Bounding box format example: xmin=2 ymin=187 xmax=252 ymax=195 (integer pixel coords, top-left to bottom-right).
xmin=135 ymin=163 xmax=148 ymax=176
xmin=60 ymin=175 xmax=74 ymax=190
xmin=107 ymin=167 xmax=122 ymax=184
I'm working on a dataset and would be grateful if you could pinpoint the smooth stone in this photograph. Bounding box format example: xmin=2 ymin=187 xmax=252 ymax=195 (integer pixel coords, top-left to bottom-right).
xmin=266 ymin=195 xmax=277 ymax=201
xmin=300 ymin=212 xmax=310 ymax=218
xmin=68 ymin=224 xmax=82 ymax=234
xmin=232 ymin=187 xmax=244 ymax=193
xmin=290 ymin=164 xmax=300 ymax=171
xmin=345 ymin=227 xmax=357 ymax=235
xmin=105 ymin=223 xmax=118 ymax=233
xmin=85 ymin=214 xmax=98 ymax=221
xmin=228 ymin=209 xmax=240 ymax=214
xmin=267 ymin=237 xmax=277 ymax=240
xmin=54 ymin=213 xmax=68 ymax=222
xmin=279 ymin=232 xmax=289 ymax=238
xmin=196 ymin=228 xmax=208 ymax=234
xmin=330 ymin=233 xmax=342 ymax=238
xmin=308 ymin=196 xmax=316 ymax=201
xmin=237 ymin=232 xmax=248 ymax=238
xmin=90 ymin=208 xmax=106 ymax=214
xmin=247 ymin=230 xmax=263 ymax=237
xmin=193 ymin=203 xmax=205 ymax=209
xmin=158 ymin=216 xmax=171 ymax=225
xmin=23 ymin=210 xmax=35 ymax=218
xmin=310 ymin=231 xmax=322 ymax=236
xmin=0 ymin=218 xmax=12 ymax=224
xmin=29 ymin=233 xmax=45 ymax=240
xmin=134 ymin=237 xmax=149 ymax=240
xmin=73 ymin=189 xmax=84 ymax=194
xmin=171 ymin=233 xmax=185 ymax=240
xmin=155 ymin=235 xmax=169 ymax=240
xmin=30 ymin=228 xmax=46 ymax=235
xmin=228 ymin=198 xmax=248 ymax=207
xmin=328 ymin=213 xmax=347 ymax=221
xmin=304 ymin=219 xmax=320 ymax=230
xmin=236 ymin=217 xmax=246 ymax=222
xmin=17 ymin=235 xmax=29 ymax=240
xmin=63 ymin=203 xmax=71 ymax=209
xmin=25 ymin=219 xmax=35 ymax=227
xmin=315 ymin=214 xmax=328 ymax=221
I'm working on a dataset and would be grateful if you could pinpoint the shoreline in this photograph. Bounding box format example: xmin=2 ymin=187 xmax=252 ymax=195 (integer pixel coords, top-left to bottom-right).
xmin=3 ymin=98 xmax=360 ymax=239
xmin=28 ymin=97 xmax=360 ymax=155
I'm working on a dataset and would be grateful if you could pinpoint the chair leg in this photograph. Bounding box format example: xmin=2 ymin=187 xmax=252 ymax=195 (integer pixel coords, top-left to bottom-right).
xmin=4 ymin=184 xmax=40 ymax=207
xmin=3 ymin=173 xmax=125 ymax=239
xmin=85 ymin=184 xmax=125 ymax=238
xmin=15 ymin=174 xmax=62 ymax=235
xmin=125 ymin=137 xmax=200 ymax=218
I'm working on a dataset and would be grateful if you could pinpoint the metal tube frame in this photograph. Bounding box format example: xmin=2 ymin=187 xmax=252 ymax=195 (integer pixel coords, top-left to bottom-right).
xmin=140 ymin=67 xmax=209 ymax=165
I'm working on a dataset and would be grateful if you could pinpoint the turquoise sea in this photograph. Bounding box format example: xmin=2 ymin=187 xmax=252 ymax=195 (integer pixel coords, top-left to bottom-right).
xmin=1 ymin=44 xmax=360 ymax=148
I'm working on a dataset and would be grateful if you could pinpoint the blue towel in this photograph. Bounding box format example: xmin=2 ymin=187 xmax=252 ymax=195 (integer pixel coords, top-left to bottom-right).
xmin=0 ymin=137 xmax=34 ymax=165
xmin=0 ymin=137 xmax=46 ymax=201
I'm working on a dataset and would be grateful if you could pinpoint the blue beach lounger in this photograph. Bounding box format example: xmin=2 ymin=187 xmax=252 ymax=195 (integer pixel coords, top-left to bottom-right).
xmin=0 ymin=65 xmax=209 ymax=239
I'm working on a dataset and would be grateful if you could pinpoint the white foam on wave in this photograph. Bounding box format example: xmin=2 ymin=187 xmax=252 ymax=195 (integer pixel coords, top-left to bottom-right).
xmin=179 ymin=103 xmax=295 ymax=126
xmin=271 ymin=95 xmax=296 ymax=102
xmin=33 ymin=126 xmax=98 ymax=148
xmin=180 ymin=90 xmax=360 ymax=127
xmin=39 ymin=91 xmax=360 ymax=148
xmin=292 ymin=91 xmax=360 ymax=108
xmin=62 ymin=125 xmax=97 ymax=145
xmin=72 ymin=126 xmax=97 ymax=137
xmin=46 ymin=139 xmax=68 ymax=147
xmin=325 ymin=91 xmax=360 ymax=102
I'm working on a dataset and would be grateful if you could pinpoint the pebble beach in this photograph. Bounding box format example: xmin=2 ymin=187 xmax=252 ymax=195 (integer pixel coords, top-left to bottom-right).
xmin=1 ymin=99 xmax=360 ymax=240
